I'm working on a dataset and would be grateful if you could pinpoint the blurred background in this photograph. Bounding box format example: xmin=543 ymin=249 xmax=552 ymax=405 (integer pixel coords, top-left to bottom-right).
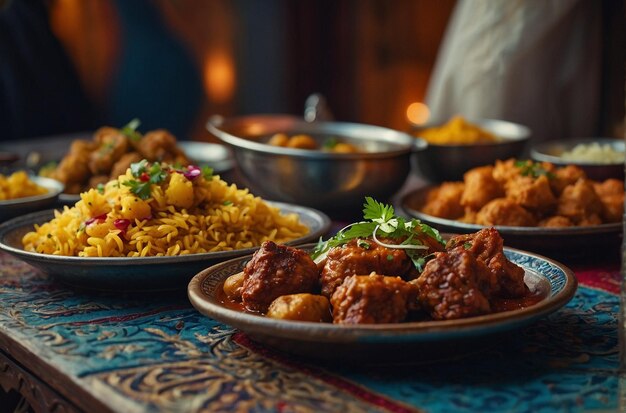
xmin=1 ymin=0 xmax=624 ymax=143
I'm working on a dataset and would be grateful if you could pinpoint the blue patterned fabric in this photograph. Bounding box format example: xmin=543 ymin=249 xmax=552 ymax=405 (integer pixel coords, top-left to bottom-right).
xmin=0 ymin=252 xmax=619 ymax=412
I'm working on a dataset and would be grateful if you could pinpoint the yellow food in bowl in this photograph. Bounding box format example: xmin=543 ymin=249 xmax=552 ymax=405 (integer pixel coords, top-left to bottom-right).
xmin=0 ymin=171 xmax=48 ymax=200
xmin=418 ymin=116 xmax=499 ymax=145
xmin=22 ymin=160 xmax=309 ymax=257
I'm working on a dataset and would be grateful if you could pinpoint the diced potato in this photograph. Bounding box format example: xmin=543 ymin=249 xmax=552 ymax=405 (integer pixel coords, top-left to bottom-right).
xmin=267 ymin=293 xmax=332 ymax=322
xmin=120 ymin=196 xmax=151 ymax=220
xmin=223 ymin=272 xmax=245 ymax=301
xmin=165 ymin=173 xmax=194 ymax=209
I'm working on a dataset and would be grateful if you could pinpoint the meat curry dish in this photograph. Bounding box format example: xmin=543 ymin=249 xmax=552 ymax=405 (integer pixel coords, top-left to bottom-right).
xmin=421 ymin=158 xmax=624 ymax=227
xmin=221 ymin=198 xmax=542 ymax=325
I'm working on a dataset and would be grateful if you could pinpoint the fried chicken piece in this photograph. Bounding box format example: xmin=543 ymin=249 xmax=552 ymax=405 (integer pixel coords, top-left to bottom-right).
xmin=550 ymin=164 xmax=587 ymax=195
xmin=475 ymin=198 xmax=537 ymax=227
xmin=446 ymin=228 xmax=527 ymax=298
xmin=539 ymin=215 xmax=574 ymax=228
xmin=492 ymin=158 xmax=523 ymax=184
xmin=593 ymin=179 xmax=624 ymax=223
xmin=421 ymin=181 xmax=465 ymax=219
xmin=331 ymin=273 xmax=418 ymax=324
xmin=505 ymin=175 xmax=557 ymax=214
xmin=135 ymin=129 xmax=189 ymax=164
xmin=52 ymin=139 xmax=96 ymax=191
xmin=241 ymin=241 xmax=320 ymax=313
xmin=460 ymin=166 xmax=504 ymax=211
xmin=556 ymin=179 xmax=603 ymax=224
xmin=88 ymin=127 xmax=130 ymax=175
xmin=109 ymin=152 xmax=143 ymax=179
xmin=413 ymin=250 xmax=491 ymax=320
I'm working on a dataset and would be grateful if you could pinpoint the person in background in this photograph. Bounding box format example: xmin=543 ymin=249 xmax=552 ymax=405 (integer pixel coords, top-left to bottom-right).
xmin=0 ymin=0 xmax=204 ymax=142
xmin=0 ymin=0 xmax=97 ymax=141
xmin=425 ymin=0 xmax=606 ymax=143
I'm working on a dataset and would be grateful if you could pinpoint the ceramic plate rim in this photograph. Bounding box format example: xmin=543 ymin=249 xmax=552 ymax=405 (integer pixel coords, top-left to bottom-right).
xmin=187 ymin=246 xmax=577 ymax=342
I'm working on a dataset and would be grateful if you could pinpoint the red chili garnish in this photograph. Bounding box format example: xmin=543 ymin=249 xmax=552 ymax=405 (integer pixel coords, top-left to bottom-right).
xmin=85 ymin=213 xmax=108 ymax=225
xmin=183 ymin=165 xmax=201 ymax=180
xmin=114 ymin=219 xmax=131 ymax=231
xmin=139 ymin=172 xmax=150 ymax=182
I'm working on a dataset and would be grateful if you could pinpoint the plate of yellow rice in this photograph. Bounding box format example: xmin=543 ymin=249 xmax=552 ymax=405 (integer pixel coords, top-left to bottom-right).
xmin=0 ymin=172 xmax=64 ymax=221
xmin=0 ymin=161 xmax=329 ymax=290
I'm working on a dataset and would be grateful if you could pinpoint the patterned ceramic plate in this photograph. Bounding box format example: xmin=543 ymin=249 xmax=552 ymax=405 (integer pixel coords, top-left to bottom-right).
xmin=0 ymin=176 xmax=64 ymax=222
xmin=400 ymin=186 xmax=622 ymax=259
xmin=188 ymin=247 xmax=577 ymax=361
xmin=0 ymin=203 xmax=330 ymax=291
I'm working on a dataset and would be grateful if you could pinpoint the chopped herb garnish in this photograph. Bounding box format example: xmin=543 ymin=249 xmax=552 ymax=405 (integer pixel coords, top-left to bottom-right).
xmin=463 ymin=242 xmax=472 ymax=250
xmin=121 ymin=118 xmax=142 ymax=142
xmin=96 ymin=183 xmax=105 ymax=194
xmin=386 ymin=254 xmax=394 ymax=261
xmin=223 ymin=200 xmax=233 ymax=206
xmin=311 ymin=197 xmax=445 ymax=272
xmin=357 ymin=239 xmax=370 ymax=249
xmin=123 ymin=160 xmax=169 ymax=200
xmin=514 ymin=160 xmax=554 ymax=179
xmin=202 ymin=166 xmax=214 ymax=180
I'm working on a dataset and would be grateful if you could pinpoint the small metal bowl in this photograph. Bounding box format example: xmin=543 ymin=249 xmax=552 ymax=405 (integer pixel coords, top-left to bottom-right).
xmin=412 ymin=118 xmax=531 ymax=182
xmin=207 ymin=115 xmax=425 ymax=212
xmin=530 ymin=138 xmax=625 ymax=181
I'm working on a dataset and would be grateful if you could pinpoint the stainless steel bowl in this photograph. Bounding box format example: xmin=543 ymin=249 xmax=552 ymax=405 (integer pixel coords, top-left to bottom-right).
xmin=207 ymin=115 xmax=425 ymax=211
xmin=530 ymin=138 xmax=624 ymax=181
xmin=412 ymin=118 xmax=531 ymax=182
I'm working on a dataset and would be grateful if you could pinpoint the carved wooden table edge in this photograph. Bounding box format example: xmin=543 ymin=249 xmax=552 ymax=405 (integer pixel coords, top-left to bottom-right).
xmin=0 ymin=349 xmax=81 ymax=413
xmin=0 ymin=332 xmax=114 ymax=413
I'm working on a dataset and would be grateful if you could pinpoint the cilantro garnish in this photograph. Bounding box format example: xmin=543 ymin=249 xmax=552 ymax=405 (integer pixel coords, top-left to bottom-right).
xmin=121 ymin=118 xmax=142 ymax=142
xmin=514 ymin=160 xmax=554 ymax=179
xmin=96 ymin=183 xmax=105 ymax=194
xmin=311 ymin=197 xmax=445 ymax=272
xmin=122 ymin=179 xmax=152 ymax=200
xmin=202 ymin=166 xmax=213 ymax=180
xmin=123 ymin=160 xmax=168 ymax=200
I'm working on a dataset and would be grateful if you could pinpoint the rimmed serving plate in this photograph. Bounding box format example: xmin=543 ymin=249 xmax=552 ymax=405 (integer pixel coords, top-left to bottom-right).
xmin=188 ymin=247 xmax=576 ymax=361
xmin=0 ymin=176 xmax=64 ymax=222
xmin=400 ymin=187 xmax=622 ymax=260
xmin=0 ymin=202 xmax=330 ymax=291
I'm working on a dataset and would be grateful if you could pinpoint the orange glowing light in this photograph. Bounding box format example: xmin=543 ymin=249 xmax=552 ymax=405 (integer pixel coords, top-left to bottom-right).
xmin=203 ymin=51 xmax=235 ymax=103
xmin=406 ymin=102 xmax=430 ymax=125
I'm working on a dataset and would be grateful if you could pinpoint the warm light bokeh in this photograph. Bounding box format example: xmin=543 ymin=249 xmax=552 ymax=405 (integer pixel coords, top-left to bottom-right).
xmin=406 ymin=102 xmax=430 ymax=125
xmin=203 ymin=51 xmax=236 ymax=103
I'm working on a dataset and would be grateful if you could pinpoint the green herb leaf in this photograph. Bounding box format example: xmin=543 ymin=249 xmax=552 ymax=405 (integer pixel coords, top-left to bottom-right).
xmin=202 ymin=166 xmax=214 ymax=180
xmin=121 ymin=118 xmax=142 ymax=142
xmin=130 ymin=159 xmax=149 ymax=178
xmin=310 ymin=197 xmax=446 ymax=270
xmin=514 ymin=160 xmax=554 ymax=179
xmin=96 ymin=183 xmax=105 ymax=194
xmin=122 ymin=179 xmax=152 ymax=200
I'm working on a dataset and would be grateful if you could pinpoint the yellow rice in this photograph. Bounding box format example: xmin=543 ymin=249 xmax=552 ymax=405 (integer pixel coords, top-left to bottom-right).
xmin=22 ymin=164 xmax=309 ymax=257
xmin=0 ymin=171 xmax=48 ymax=200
